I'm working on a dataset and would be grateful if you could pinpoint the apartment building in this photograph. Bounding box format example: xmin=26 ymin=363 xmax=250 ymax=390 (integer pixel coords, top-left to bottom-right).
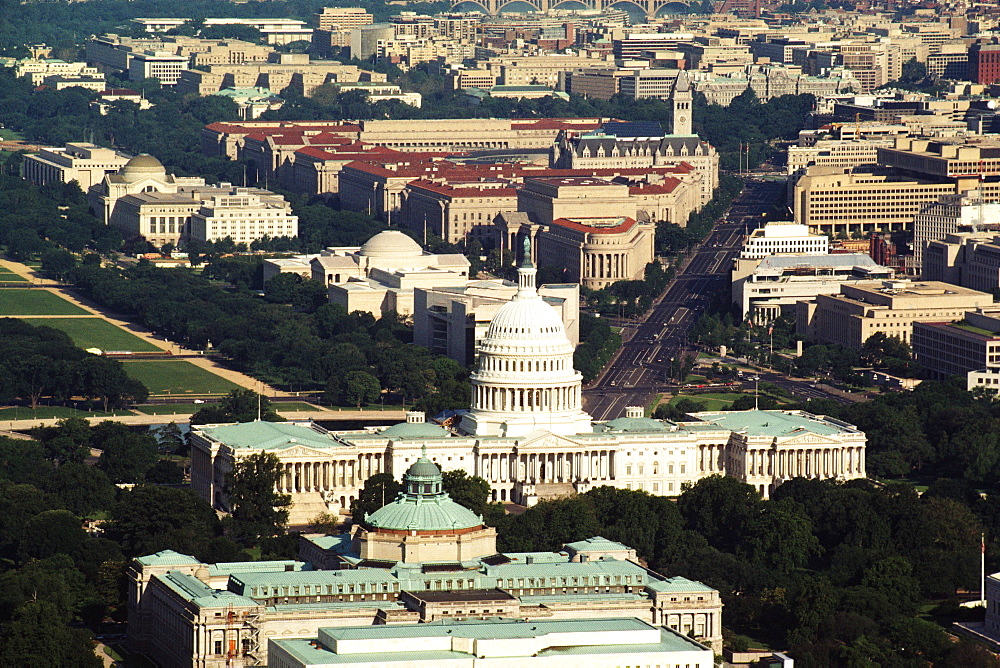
xmin=797 ymin=280 xmax=993 ymax=348
xmin=22 ymin=142 xmax=132 ymax=191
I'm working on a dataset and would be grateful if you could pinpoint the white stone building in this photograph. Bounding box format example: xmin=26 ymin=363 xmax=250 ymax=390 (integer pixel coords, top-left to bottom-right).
xmin=22 ymin=142 xmax=132 ymax=191
xmin=190 ymin=245 xmax=869 ymax=526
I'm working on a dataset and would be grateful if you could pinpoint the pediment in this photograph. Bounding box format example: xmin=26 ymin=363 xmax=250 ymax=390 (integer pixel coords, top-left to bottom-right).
xmin=776 ymin=431 xmax=841 ymax=447
xmin=515 ymin=430 xmax=581 ymax=450
xmin=274 ymin=444 xmax=338 ymax=459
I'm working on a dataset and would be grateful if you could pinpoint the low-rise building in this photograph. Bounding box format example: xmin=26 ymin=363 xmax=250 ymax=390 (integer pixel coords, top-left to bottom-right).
xmin=414 ymin=279 xmax=579 ymax=365
xmin=133 ymin=454 xmax=723 ymax=667
xmin=14 ymin=58 xmax=101 ymax=85
xmin=913 ymin=191 xmax=1000 ymax=268
xmin=924 ymin=231 xmax=1000 ymax=293
xmin=735 ymin=253 xmax=894 ymax=325
xmin=797 ymin=279 xmax=993 ymax=348
xmin=88 ymin=154 xmax=296 ymax=247
xmin=309 ymin=230 xmax=470 ymax=318
xmin=22 ymin=142 xmax=131 ymax=191
xmin=269 ymin=618 xmax=713 ymax=668
xmin=912 ymin=308 xmax=1000 ymax=381
xmin=739 ymin=221 xmax=829 ymax=260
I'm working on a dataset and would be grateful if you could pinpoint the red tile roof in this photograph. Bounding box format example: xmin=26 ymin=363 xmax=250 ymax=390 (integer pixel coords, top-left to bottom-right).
xmin=549 ymin=216 xmax=638 ymax=234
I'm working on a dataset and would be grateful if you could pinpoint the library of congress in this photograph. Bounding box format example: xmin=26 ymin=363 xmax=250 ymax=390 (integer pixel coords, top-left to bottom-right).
xmin=191 ymin=245 xmax=868 ymax=523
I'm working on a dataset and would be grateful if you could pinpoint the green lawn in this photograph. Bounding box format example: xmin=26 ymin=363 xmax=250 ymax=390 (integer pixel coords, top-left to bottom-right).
xmin=135 ymin=400 xmax=325 ymax=415
xmin=133 ymin=402 xmax=219 ymax=415
xmin=0 ymin=128 xmax=24 ymax=141
xmin=23 ymin=317 xmax=161 ymax=352
xmin=669 ymin=393 xmax=741 ymax=411
xmin=0 ymin=289 xmax=88 ymax=315
xmin=0 ymin=405 xmax=119 ymax=420
xmin=122 ymin=361 xmax=241 ymax=395
xmin=0 ymin=268 xmax=27 ymax=282
xmin=276 ymin=402 xmax=328 ymax=412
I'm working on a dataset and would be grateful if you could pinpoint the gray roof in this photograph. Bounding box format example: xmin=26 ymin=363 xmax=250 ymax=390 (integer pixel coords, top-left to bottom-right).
xmin=755 ymin=253 xmax=881 ymax=271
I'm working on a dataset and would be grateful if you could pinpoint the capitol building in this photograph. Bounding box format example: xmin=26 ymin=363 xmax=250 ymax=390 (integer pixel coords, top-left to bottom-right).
xmin=191 ymin=240 xmax=868 ymax=524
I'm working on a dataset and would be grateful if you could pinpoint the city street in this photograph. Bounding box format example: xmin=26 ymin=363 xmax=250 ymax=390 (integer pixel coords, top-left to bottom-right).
xmin=582 ymin=179 xmax=851 ymax=420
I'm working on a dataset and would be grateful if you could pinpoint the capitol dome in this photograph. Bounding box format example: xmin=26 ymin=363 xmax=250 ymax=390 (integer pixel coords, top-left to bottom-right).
xmin=120 ymin=154 xmax=167 ymax=182
xmin=358 ymin=230 xmax=423 ymax=259
xmin=459 ymin=237 xmax=593 ymax=438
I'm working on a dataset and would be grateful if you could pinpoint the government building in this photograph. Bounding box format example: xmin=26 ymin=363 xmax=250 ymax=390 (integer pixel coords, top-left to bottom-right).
xmin=130 ymin=455 xmax=720 ymax=667
xmin=191 ymin=243 xmax=868 ymax=527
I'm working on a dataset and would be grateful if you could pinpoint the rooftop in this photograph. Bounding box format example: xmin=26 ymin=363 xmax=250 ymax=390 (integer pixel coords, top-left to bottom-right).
xmin=195 ymin=421 xmax=345 ymax=451
xmin=690 ymin=409 xmax=858 ymax=438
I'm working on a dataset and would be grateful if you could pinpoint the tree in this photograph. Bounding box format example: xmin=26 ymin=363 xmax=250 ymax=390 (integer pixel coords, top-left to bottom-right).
xmin=340 ymin=370 xmax=381 ymax=407
xmin=677 ymin=475 xmax=762 ymax=552
xmin=18 ymin=509 xmax=87 ymax=562
xmin=441 ymin=469 xmax=491 ymax=516
xmin=352 ymin=472 xmax=402 ymax=521
xmin=44 ymin=463 xmax=115 ymax=517
xmin=96 ymin=428 xmax=159 ymax=483
xmin=742 ymin=498 xmax=821 ymax=575
xmin=145 ymin=459 xmax=184 ymax=484
xmin=39 ymin=248 xmax=76 ymax=281
xmin=0 ymin=601 xmax=102 ymax=668
xmin=223 ymin=452 xmax=291 ymax=545
xmin=103 ymin=485 xmax=222 ymax=558
xmin=190 ymin=389 xmax=280 ymax=424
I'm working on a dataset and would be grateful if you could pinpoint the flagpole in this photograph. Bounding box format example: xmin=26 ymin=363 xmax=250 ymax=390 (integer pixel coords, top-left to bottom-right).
xmin=982 ymin=532 xmax=987 ymax=607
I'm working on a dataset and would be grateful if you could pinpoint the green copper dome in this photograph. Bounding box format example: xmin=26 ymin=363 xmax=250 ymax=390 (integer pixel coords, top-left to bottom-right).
xmin=365 ymin=452 xmax=483 ymax=532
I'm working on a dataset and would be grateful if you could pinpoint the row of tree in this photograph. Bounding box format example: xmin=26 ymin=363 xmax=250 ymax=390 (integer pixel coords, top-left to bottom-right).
xmin=68 ymin=262 xmax=469 ymax=410
xmin=0 ymin=318 xmax=147 ymax=411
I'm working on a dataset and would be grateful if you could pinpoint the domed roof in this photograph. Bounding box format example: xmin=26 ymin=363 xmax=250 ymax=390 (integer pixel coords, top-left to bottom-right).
xmin=380 ymin=422 xmax=450 ymax=439
xmin=405 ymin=454 xmax=445 ymax=478
xmin=358 ymin=230 xmax=423 ymax=259
xmin=365 ymin=454 xmax=483 ymax=532
xmin=365 ymin=494 xmax=483 ymax=532
xmin=484 ymin=297 xmax=568 ymax=343
xmin=120 ymin=154 xmax=166 ymax=182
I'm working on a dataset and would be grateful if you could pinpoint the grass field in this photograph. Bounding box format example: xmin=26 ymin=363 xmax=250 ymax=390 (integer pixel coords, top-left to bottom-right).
xmin=669 ymin=393 xmax=743 ymax=411
xmin=122 ymin=360 xmax=241 ymax=395
xmin=23 ymin=317 xmax=161 ymax=352
xmin=0 ymin=128 xmax=24 ymax=141
xmin=0 ymin=289 xmax=88 ymax=315
xmin=0 ymin=405 xmax=118 ymax=420
xmin=133 ymin=402 xmax=218 ymax=415
xmin=134 ymin=401 xmax=324 ymax=415
xmin=0 ymin=268 xmax=27 ymax=282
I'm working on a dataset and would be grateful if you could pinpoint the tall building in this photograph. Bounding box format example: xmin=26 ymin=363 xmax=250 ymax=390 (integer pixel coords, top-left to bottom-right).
xmin=672 ymin=70 xmax=693 ymax=136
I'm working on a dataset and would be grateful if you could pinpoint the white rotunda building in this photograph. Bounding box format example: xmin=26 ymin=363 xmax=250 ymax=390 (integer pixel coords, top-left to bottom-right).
xmin=459 ymin=240 xmax=593 ymax=438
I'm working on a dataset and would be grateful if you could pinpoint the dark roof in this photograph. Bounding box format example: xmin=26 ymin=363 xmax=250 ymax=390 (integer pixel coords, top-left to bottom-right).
xmin=422 ymin=562 xmax=467 ymax=573
xmin=406 ymin=588 xmax=517 ymax=602
xmin=600 ymin=121 xmax=664 ymax=138
xmin=481 ymin=554 xmax=512 ymax=566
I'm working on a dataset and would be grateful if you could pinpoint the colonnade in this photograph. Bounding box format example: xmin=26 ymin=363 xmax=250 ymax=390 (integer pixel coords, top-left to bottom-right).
xmin=277 ymin=453 xmax=383 ymax=494
xmin=697 ymin=444 xmax=726 ymax=473
xmin=473 ymin=384 xmax=581 ymax=412
xmin=745 ymin=446 xmax=865 ymax=479
xmin=586 ymin=251 xmax=629 ymax=281
xmin=479 ymin=450 xmax=616 ymax=484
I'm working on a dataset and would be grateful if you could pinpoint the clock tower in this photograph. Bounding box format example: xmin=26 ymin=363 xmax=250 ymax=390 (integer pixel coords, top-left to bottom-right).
xmin=672 ymin=70 xmax=692 ymax=136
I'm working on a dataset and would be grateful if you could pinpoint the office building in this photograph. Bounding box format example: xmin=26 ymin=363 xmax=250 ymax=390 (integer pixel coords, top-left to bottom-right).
xmin=914 ymin=192 xmax=1000 ymax=268
xmin=912 ymin=308 xmax=1000 ymax=383
xmin=413 ymin=279 xmax=579 ymax=366
xmin=87 ymin=154 xmax=296 ymax=247
xmin=735 ymin=253 xmax=894 ymax=325
xmin=309 ymin=230 xmax=471 ymax=319
xmin=797 ymin=279 xmax=993 ymax=348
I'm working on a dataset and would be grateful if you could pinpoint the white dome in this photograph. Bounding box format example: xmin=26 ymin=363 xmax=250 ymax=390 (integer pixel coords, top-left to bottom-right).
xmin=484 ymin=297 xmax=568 ymax=344
xmin=358 ymin=230 xmax=423 ymax=258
